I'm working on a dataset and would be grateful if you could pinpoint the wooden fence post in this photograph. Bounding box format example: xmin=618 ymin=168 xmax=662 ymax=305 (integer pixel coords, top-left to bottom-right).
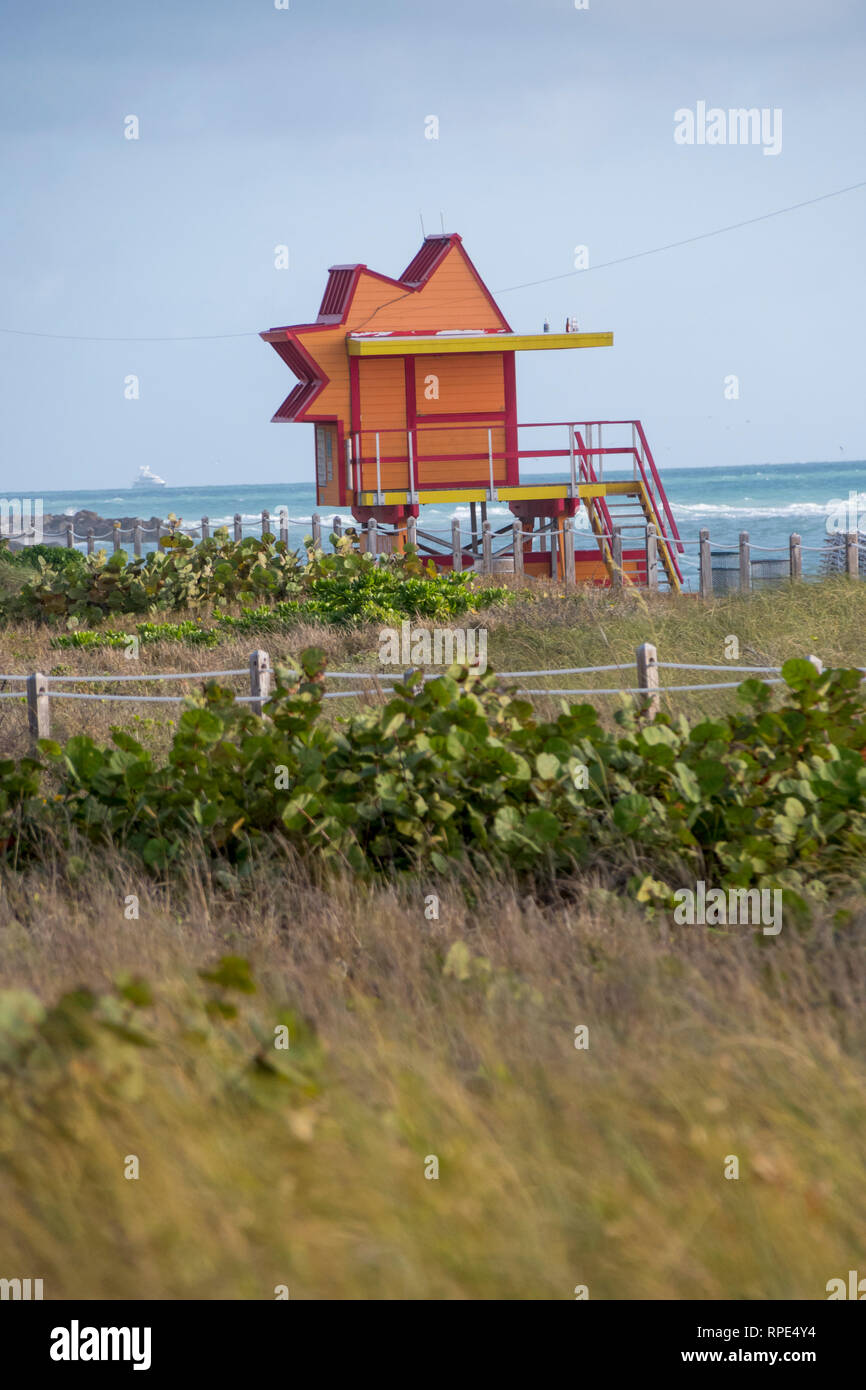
xmin=481 ymin=521 xmax=492 ymax=574
xmin=261 ymin=509 xmax=270 ymax=539
xmin=86 ymin=528 xmax=94 ymax=555
xmin=548 ymin=518 xmax=558 ymax=580
xmin=699 ymin=528 xmax=712 ymax=599
xmin=739 ymin=531 xmax=751 ymax=593
xmin=278 ymin=509 xmax=288 ymax=545
xmin=636 ymin=642 xmax=659 ymax=720
xmin=312 ymin=514 xmax=322 ymax=549
xmin=451 ymin=518 xmax=462 ymax=572
xmin=201 ymin=516 xmax=210 ymax=540
xmin=611 ymin=526 xmax=623 ymax=590
xmin=563 ymin=516 xmax=575 ymax=587
xmin=333 ymin=515 xmax=342 ymax=540
xmin=789 ymin=531 xmax=801 ymax=580
xmin=233 ymin=513 xmax=242 ymax=542
xmin=66 ymin=523 xmax=74 ymax=549
xmin=512 ymin=519 xmax=523 ymax=578
xmin=645 ymin=523 xmax=659 ymax=591
xmin=112 ymin=523 xmax=121 ymax=553
xmin=406 ymin=516 xmax=417 ymax=550
xmin=366 ymin=518 xmax=377 ymax=555
xmin=249 ymin=650 xmax=271 ymax=717
xmin=846 ymin=530 xmax=859 ymax=577
xmin=27 ymin=672 xmax=50 ymax=743
xmin=134 ymin=523 xmax=142 ymax=557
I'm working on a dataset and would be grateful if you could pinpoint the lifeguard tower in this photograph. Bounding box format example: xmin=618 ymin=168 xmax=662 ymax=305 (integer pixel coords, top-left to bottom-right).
xmin=261 ymin=233 xmax=683 ymax=588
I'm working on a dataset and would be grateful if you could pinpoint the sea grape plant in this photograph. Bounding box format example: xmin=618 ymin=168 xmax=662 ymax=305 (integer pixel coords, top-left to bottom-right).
xmin=1 ymin=654 xmax=864 ymax=913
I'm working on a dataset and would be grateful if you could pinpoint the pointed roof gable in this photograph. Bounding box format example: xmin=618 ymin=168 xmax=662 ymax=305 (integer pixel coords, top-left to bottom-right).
xmin=399 ymin=234 xmax=454 ymax=285
xmin=316 ymin=265 xmax=363 ymax=322
xmin=260 ymin=234 xmax=511 ymax=423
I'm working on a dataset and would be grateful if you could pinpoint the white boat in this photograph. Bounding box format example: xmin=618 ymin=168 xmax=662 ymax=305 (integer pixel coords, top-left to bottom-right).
xmin=132 ymin=465 xmax=167 ymax=488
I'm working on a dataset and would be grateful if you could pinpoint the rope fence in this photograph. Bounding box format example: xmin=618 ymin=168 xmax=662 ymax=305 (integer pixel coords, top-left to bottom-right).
xmin=19 ymin=506 xmax=865 ymax=595
xmin=0 ymin=645 xmax=833 ymax=745
xmin=695 ymin=527 xmax=866 ymax=595
xmin=27 ymin=510 xmax=862 ymax=597
xmin=47 ymin=512 xmax=319 ymax=556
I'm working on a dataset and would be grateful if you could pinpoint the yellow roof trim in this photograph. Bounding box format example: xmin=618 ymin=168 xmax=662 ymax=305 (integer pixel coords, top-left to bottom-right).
xmin=346 ymin=331 xmax=613 ymax=357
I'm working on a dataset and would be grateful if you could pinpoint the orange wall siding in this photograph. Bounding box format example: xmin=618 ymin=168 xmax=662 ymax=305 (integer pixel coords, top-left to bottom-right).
xmin=358 ymin=357 xmax=406 ymax=426
xmin=414 ymin=353 xmax=505 ymax=416
xmin=294 ymin=324 xmax=349 ymax=424
xmin=524 ymin=558 xmax=551 ymax=578
xmin=349 ymin=247 xmax=507 ymax=336
xmin=358 ymin=358 xmax=408 ymax=491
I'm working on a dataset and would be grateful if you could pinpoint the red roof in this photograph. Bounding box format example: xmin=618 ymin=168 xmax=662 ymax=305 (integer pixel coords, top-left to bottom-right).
xmin=273 ymin=380 xmax=321 ymax=421
xmin=263 ymin=336 xmax=324 ymax=422
xmin=268 ymin=337 xmax=315 ymax=380
xmin=317 ymin=267 xmax=360 ymax=321
xmin=399 ymin=234 xmax=456 ymax=285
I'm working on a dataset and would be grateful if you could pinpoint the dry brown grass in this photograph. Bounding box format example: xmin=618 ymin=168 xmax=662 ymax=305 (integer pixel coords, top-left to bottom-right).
xmin=1 ymin=848 xmax=865 ymax=1300
xmin=0 ymin=619 xmax=384 ymax=758
xmin=2 ymin=576 xmax=865 ymax=756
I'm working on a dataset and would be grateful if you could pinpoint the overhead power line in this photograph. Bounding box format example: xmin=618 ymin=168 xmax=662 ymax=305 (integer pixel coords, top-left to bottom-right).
xmin=492 ymin=178 xmax=866 ymax=293
xmin=0 ymin=326 xmax=258 ymax=343
xmin=0 ymin=178 xmax=863 ymax=344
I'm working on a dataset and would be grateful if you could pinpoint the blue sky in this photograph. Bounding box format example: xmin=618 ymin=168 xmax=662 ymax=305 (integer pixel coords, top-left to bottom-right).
xmin=0 ymin=0 xmax=864 ymax=488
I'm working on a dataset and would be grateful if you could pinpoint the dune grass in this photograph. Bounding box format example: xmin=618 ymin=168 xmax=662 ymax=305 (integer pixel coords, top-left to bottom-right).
xmin=1 ymin=850 xmax=865 ymax=1301
xmin=1 ymin=575 xmax=865 ymax=757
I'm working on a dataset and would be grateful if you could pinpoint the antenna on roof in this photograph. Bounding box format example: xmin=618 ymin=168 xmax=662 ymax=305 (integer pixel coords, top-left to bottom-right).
xmin=419 ymin=211 xmax=426 ymax=237
xmin=440 ymin=211 xmax=445 ymax=233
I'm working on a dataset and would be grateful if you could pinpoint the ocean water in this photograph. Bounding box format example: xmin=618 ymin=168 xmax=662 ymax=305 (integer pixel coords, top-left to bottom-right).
xmin=27 ymin=458 xmax=866 ymax=588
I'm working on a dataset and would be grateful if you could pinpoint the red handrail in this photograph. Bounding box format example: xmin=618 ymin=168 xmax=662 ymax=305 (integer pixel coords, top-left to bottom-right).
xmin=574 ymin=431 xmax=615 ymax=548
xmin=574 ymin=427 xmax=683 ymax=586
xmin=627 ymin=445 xmax=684 ymax=583
xmin=633 ymin=421 xmax=684 ymax=555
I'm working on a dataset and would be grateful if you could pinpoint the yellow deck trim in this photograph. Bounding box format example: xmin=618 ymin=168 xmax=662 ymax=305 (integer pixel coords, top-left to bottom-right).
xmin=356 ymin=480 xmax=640 ymax=506
xmin=353 ymin=475 xmax=682 ymax=592
xmin=347 ymin=331 xmax=613 ymax=357
xmin=575 ymin=480 xmax=636 ymax=498
xmin=499 ymin=485 xmax=568 ymax=501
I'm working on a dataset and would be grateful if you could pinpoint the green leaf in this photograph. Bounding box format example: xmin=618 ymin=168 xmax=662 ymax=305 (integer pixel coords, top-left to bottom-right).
xmin=493 ymin=805 xmax=524 ymax=844
xmin=535 ymin=752 xmax=560 ymax=781
xmin=641 ymin=725 xmax=678 ymax=747
xmin=613 ymin=794 xmax=651 ymax=834
xmin=142 ymin=837 xmax=170 ymax=866
xmin=199 ymin=955 xmax=256 ymax=994
xmin=781 ymin=658 xmax=820 ymax=691
xmin=524 ymin=807 xmax=560 ymax=843
xmin=672 ymin=761 xmax=702 ymax=804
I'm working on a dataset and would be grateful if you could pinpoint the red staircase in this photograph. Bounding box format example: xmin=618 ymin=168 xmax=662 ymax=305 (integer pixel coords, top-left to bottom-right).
xmin=573 ymin=421 xmax=684 ymax=589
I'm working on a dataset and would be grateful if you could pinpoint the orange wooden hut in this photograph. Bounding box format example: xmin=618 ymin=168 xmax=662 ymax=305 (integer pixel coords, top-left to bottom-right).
xmin=261 ymin=234 xmax=684 ymax=587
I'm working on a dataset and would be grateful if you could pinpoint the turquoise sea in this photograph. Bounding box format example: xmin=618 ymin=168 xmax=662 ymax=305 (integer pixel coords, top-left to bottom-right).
xmin=26 ymin=458 xmax=866 ymax=588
